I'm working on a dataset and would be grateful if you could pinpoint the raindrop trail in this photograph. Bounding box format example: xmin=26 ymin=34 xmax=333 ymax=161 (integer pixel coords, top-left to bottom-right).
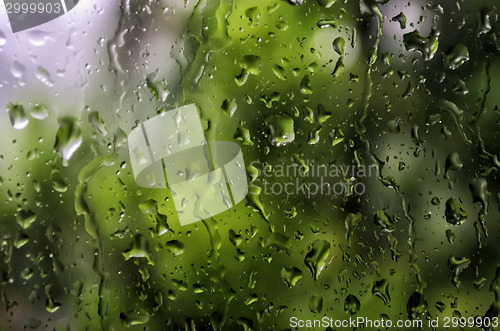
xmin=75 ymin=154 xmax=117 ymax=329
xmin=357 ymin=1 xmax=423 ymax=291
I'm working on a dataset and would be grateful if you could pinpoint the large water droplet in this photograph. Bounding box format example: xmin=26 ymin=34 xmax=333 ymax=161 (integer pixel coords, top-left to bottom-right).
xmin=281 ymin=267 xmax=303 ymax=287
xmin=445 ymin=198 xmax=467 ymax=225
xmin=445 ymin=152 xmax=463 ymax=177
xmin=372 ymin=279 xmax=390 ymax=304
xmin=304 ymin=240 xmax=330 ymax=280
xmin=123 ymin=234 xmax=154 ymax=265
xmin=448 ymin=256 xmax=470 ymax=287
xmin=309 ymin=294 xmax=323 ymax=313
xmin=265 ymin=115 xmax=295 ymax=147
xmin=374 ymin=210 xmax=396 ymax=232
xmin=28 ymin=30 xmax=52 ymax=46
xmin=54 ymin=117 xmax=82 ymax=165
xmin=344 ymin=294 xmax=361 ymax=315
xmin=443 ymin=43 xmax=469 ymax=70
xmin=332 ymin=37 xmax=345 ymax=56
xmin=407 ymin=291 xmax=427 ymax=319
xmin=7 ymin=103 xmax=28 ymax=129
xmin=30 ymin=103 xmax=49 ymax=120
xmin=165 ymin=240 xmax=184 ymax=256
xmin=16 ymin=209 xmax=37 ymax=229
xmin=89 ymin=111 xmax=108 ymax=135
xmin=403 ymin=29 xmax=439 ymax=60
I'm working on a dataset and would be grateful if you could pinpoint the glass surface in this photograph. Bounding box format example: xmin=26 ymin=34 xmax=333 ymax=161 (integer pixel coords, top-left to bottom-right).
xmin=0 ymin=0 xmax=500 ymax=330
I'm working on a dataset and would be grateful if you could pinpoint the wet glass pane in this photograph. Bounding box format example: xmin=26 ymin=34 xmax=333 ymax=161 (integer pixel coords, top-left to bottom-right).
xmin=1 ymin=0 xmax=500 ymax=329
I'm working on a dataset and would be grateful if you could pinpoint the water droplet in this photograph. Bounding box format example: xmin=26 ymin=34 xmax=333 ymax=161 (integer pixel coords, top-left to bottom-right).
xmin=444 ymin=152 xmax=463 ymax=177
xmin=272 ymin=64 xmax=286 ymax=80
xmin=30 ymin=103 xmax=49 ymax=120
xmin=316 ymin=19 xmax=338 ymax=29
xmin=146 ymin=73 xmax=169 ymax=101
xmin=16 ymin=209 xmax=37 ymax=229
xmin=54 ymin=117 xmax=82 ymax=165
xmin=448 ymin=256 xmax=470 ymax=287
xmin=374 ymin=210 xmax=396 ymax=232
xmin=478 ymin=10 xmax=492 ymax=34
xmin=28 ymin=30 xmax=51 ymax=46
xmin=120 ymin=309 xmax=150 ymax=326
xmin=344 ymin=294 xmax=361 ymax=315
xmin=11 ymin=61 xmax=26 ymax=80
xmin=435 ymin=301 xmax=446 ymax=312
xmin=452 ymin=79 xmax=468 ymax=95
xmin=7 ymin=103 xmax=28 ymax=129
xmin=309 ymin=294 xmax=323 ymax=313
xmin=372 ymin=279 xmax=390 ymax=304
xmin=229 ymin=230 xmax=243 ymax=246
xmin=35 ymin=67 xmax=54 ymax=86
xmin=469 ymin=178 xmax=489 ymax=212
xmin=299 ymin=75 xmax=313 ymax=94
xmin=266 ymin=232 xmax=292 ymax=252
xmin=123 ymin=234 xmax=154 ymax=265
xmin=332 ymin=37 xmax=345 ymax=56
xmin=165 ymin=240 xmax=184 ymax=256
xmin=403 ymin=29 xmax=439 ymax=60
xmin=392 ymin=12 xmax=407 ymax=29
xmin=234 ymin=125 xmax=254 ymax=146
xmin=304 ymin=240 xmax=330 ymax=280
xmin=443 ymin=43 xmax=469 ymax=70
xmin=281 ymin=267 xmax=303 ymax=287
xmin=51 ymin=170 xmax=68 ymax=192
xmin=345 ymin=213 xmax=362 ymax=244
xmin=89 ymin=111 xmax=108 ymax=135
xmin=285 ymin=0 xmax=303 ymax=5
xmin=446 ymin=229 xmax=455 ymax=243
xmin=245 ymin=7 xmax=261 ymax=26
xmin=45 ymin=285 xmax=61 ymax=313
xmin=14 ymin=231 xmax=29 ymax=249
xmin=331 ymin=57 xmax=345 ymax=77
xmin=316 ymin=0 xmax=335 ymax=8
xmin=445 ymin=198 xmax=467 ymax=225
xmin=265 ymin=115 xmax=295 ymax=147
xmin=0 ymin=31 xmax=6 ymax=46
xmin=407 ymin=291 xmax=427 ymax=319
